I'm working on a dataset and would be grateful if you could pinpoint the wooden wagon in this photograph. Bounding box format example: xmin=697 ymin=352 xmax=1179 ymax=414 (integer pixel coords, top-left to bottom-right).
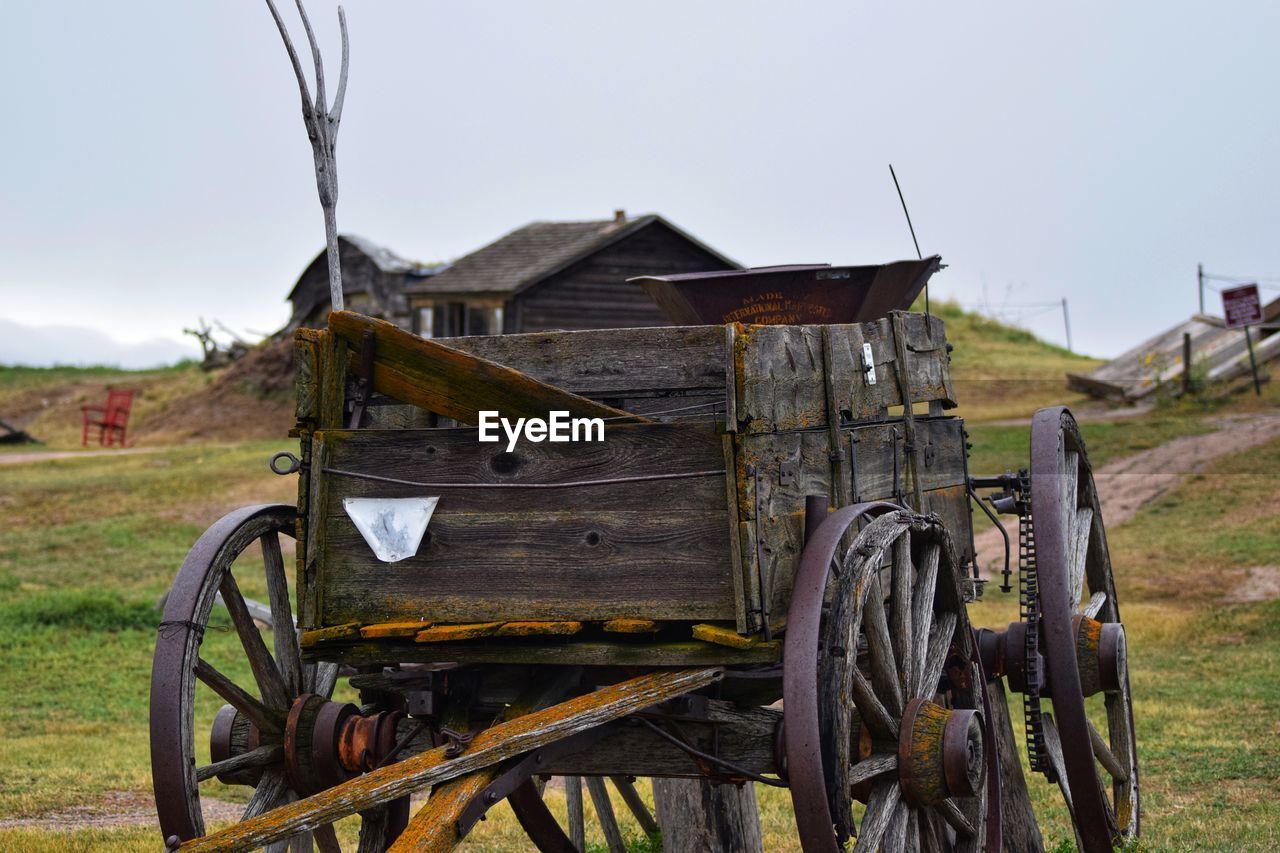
xmin=151 ymin=267 xmax=1139 ymax=852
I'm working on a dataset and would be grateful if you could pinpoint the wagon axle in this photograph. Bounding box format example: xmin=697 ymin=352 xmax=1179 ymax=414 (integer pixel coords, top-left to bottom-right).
xmin=976 ymin=617 xmax=1128 ymax=698
xmin=210 ymin=696 xmax=410 ymax=797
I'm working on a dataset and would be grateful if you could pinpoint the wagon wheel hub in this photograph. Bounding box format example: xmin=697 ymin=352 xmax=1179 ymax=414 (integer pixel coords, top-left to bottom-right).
xmin=897 ymin=699 xmax=986 ymax=806
xmin=1072 ymin=616 xmax=1127 ymax=697
xmin=979 ymin=617 xmax=1127 ymax=698
xmin=206 ymin=694 xmax=408 ymax=798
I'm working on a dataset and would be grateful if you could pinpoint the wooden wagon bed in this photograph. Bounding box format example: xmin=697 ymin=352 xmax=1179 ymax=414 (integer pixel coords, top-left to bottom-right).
xmin=292 ymin=309 xmax=975 ymax=666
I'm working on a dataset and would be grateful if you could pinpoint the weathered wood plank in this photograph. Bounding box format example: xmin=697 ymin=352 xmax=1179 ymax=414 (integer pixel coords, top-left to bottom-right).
xmin=565 ymin=776 xmax=585 ymax=850
xmin=722 ymin=433 xmax=749 ymax=633
xmin=388 ymin=770 xmax=497 ymax=852
xmin=328 ymin=311 xmax=641 ymax=424
xmin=179 ymin=668 xmax=723 ymax=852
xmin=495 ymin=620 xmax=583 ymax=637
xmin=585 ymin=776 xmax=626 ymax=853
xmin=734 ymin=325 xmax=826 ymax=432
xmin=542 ymin=702 xmax=780 ymax=778
xmin=316 ymin=421 xmax=727 ymax=512
xmin=300 ymin=622 xmax=361 ymax=647
xmin=305 ymin=640 xmax=782 ymax=668
xmin=610 ymin=777 xmax=659 ymax=837
xmin=653 ymin=778 xmax=763 ymax=853
xmin=691 ymin=623 xmax=757 ymax=649
xmin=602 ymin=618 xmax=658 ymax=634
xmin=734 ymin=314 xmax=954 ymax=433
xmin=437 ymin=324 xmax=728 ymax=398
xmin=414 ymin=622 xmax=503 ymax=643
xmin=359 ymin=621 xmax=432 ymax=639
xmin=320 ymin=509 xmax=735 ymax=624
xmin=987 ymin=678 xmax=1044 ymax=853
xmin=293 ymin=330 xmax=321 ymax=424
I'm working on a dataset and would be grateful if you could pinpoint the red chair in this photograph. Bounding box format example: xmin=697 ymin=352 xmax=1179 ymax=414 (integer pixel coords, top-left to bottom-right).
xmin=81 ymin=389 xmax=136 ymax=447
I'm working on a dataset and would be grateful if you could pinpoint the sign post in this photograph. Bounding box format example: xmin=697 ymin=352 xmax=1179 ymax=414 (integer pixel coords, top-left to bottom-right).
xmin=1221 ymin=284 xmax=1264 ymax=396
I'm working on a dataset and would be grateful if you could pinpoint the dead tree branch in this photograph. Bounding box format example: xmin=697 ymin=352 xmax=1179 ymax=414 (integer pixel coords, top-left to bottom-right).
xmin=264 ymin=0 xmax=350 ymax=314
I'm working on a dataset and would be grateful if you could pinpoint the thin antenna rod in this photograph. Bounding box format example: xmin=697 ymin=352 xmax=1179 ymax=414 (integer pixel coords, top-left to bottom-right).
xmin=889 ymin=164 xmax=927 ymax=314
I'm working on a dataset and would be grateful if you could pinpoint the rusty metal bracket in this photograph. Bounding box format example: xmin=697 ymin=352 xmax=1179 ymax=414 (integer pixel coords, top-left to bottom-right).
xmin=779 ymin=459 xmax=797 ymax=487
xmin=348 ymin=328 xmax=376 ymax=429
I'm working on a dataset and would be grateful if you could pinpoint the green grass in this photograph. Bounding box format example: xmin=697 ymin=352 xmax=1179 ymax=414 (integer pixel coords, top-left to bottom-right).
xmin=965 ymin=414 xmax=1218 ymax=477
xmin=1 ymin=313 xmax=1277 ymax=848
xmin=921 ymin=300 xmax=1102 ymax=422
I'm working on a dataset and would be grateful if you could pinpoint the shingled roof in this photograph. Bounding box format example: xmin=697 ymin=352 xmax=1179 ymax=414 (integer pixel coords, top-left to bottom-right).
xmin=409 ymin=213 xmax=737 ymax=296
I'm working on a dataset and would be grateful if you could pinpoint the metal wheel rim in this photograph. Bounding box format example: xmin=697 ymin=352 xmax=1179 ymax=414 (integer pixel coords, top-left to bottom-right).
xmin=1030 ymin=407 xmax=1140 ymax=849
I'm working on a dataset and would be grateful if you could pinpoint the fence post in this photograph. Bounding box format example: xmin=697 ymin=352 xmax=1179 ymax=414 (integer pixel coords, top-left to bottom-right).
xmin=1182 ymin=332 xmax=1193 ymax=395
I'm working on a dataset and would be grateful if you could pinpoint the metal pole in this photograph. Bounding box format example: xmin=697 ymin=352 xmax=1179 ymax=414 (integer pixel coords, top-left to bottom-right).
xmin=1198 ymin=263 xmax=1204 ymax=315
xmin=1062 ymin=298 xmax=1073 ymax=352
xmin=889 ymin=164 xmax=927 ymax=315
xmin=1244 ymin=326 xmax=1262 ymax=396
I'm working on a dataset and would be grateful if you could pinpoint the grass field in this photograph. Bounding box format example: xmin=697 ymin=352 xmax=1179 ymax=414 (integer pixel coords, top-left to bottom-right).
xmin=1 ymin=308 xmax=1276 ymax=850
xmin=1 ymin=405 xmax=1278 ymax=849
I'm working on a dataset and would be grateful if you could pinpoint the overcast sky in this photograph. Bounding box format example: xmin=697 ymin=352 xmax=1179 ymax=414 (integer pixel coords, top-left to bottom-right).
xmin=3 ymin=1 xmax=1279 ymax=365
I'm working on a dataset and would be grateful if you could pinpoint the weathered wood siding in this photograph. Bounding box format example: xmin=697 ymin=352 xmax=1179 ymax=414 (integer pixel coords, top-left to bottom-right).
xmin=313 ymin=423 xmax=738 ymax=626
xmin=290 ymin=241 xmax=414 ymax=330
xmin=514 ymin=221 xmax=735 ymax=332
xmin=299 ymin=310 xmax=973 ymax=643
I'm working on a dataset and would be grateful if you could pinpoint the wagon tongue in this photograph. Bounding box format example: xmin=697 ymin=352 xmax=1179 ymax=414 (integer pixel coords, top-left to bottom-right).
xmin=630 ymin=256 xmax=942 ymax=326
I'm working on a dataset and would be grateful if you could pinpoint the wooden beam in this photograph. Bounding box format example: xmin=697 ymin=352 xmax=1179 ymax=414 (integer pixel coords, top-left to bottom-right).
xmin=328 ymin=311 xmax=645 ymax=424
xmin=179 ymin=668 xmax=722 ymax=851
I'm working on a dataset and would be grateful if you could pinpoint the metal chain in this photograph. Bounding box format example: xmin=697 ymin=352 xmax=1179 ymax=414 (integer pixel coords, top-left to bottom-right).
xmin=1017 ymin=468 xmax=1052 ymax=778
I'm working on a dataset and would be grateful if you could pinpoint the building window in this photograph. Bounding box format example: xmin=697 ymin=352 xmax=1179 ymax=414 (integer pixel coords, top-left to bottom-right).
xmin=416 ymin=306 xmax=435 ymax=338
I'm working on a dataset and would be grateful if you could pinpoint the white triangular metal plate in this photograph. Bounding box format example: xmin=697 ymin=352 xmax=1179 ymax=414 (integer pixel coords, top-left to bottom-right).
xmin=342 ymin=496 xmax=439 ymax=563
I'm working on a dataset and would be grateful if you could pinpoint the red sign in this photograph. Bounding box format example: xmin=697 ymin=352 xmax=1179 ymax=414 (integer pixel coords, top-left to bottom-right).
xmin=1222 ymin=284 xmax=1263 ymax=329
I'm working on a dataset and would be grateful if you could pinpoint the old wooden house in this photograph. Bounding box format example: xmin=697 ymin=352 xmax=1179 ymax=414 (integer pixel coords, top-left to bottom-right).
xmin=404 ymin=211 xmax=739 ymax=337
xmin=286 ymin=235 xmax=441 ymax=331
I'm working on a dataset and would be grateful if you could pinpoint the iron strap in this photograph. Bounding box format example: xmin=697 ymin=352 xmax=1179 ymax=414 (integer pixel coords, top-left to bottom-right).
xmin=320 ymin=467 xmax=724 ymax=490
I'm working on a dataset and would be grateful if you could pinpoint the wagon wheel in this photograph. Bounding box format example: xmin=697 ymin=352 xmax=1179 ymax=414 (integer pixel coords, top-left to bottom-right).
xmin=150 ymin=503 xmax=404 ymax=851
xmin=507 ymin=774 xmax=661 ymax=852
xmin=1029 ymin=407 xmax=1139 ymax=850
xmin=785 ymin=505 xmax=998 ymax=852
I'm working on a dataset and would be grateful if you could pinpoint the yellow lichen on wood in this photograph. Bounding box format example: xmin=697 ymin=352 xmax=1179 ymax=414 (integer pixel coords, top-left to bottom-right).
xmin=415 ymin=622 xmax=503 ymax=643
xmin=495 ymin=621 xmax=583 ymax=637
xmin=602 ymin=618 xmax=659 ymax=634
xmin=359 ymin=621 xmax=432 ymax=640
xmin=692 ymin=623 xmax=758 ymax=650
xmin=299 ymin=622 xmax=361 ymax=647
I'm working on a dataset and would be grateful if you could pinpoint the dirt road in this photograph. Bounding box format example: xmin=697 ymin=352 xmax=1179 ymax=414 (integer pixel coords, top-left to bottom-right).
xmin=0 ymin=447 xmax=160 ymax=465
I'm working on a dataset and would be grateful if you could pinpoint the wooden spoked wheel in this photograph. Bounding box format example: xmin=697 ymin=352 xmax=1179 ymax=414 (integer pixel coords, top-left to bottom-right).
xmin=150 ymin=504 xmax=399 ymax=851
xmin=507 ymin=774 xmax=661 ymax=852
xmin=785 ymin=505 xmax=997 ymax=853
xmin=1030 ymin=407 xmax=1139 ymax=850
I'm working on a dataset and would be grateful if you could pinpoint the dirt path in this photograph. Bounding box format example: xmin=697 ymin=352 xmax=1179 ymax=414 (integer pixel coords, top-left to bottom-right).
xmin=973 ymin=412 xmax=1280 ymax=575
xmin=0 ymin=447 xmax=162 ymax=465
xmin=0 ymin=791 xmax=242 ymax=831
